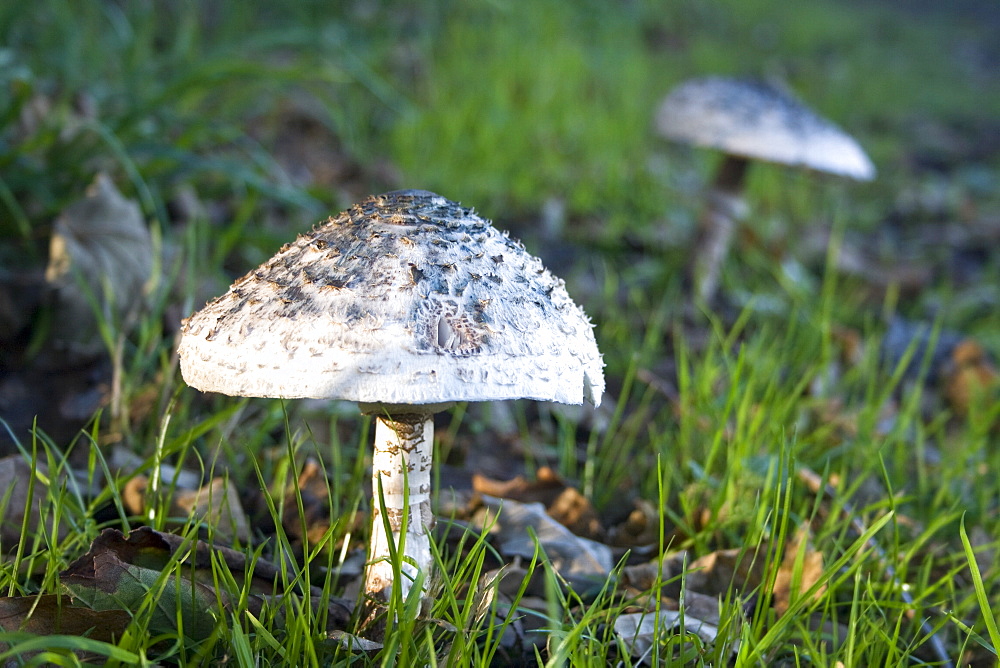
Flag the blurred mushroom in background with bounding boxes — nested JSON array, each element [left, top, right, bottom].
[[656, 76, 875, 303]]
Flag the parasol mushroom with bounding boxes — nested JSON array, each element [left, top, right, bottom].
[[177, 190, 604, 630], [655, 76, 876, 302]]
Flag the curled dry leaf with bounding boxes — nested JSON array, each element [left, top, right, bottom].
[[548, 486, 603, 540], [45, 173, 153, 358], [473, 466, 603, 539], [472, 466, 569, 505], [120, 475, 147, 517]]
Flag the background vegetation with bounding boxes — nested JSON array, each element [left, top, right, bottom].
[[0, 0, 998, 665]]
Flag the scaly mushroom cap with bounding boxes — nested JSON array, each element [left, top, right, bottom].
[[656, 76, 876, 181], [178, 190, 604, 406]]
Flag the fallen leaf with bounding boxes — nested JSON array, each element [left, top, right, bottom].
[[60, 527, 352, 641], [120, 475, 148, 517], [479, 496, 613, 587], [328, 629, 383, 654], [0, 594, 132, 662], [547, 486, 603, 539], [772, 526, 825, 617], [472, 466, 566, 506], [61, 533, 232, 641], [942, 339, 998, 418], [173, 477, 251, 544], [607, 498, 661, 548], [44, 173, 153, 359], [473, 467, 603, 539], [684, 546, 766, 598], [614, 609, 722, 664], [0, 594, 130, 641], [65, 527, 273, 593]]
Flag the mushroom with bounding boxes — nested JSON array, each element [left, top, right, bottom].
[[177, 190, 604, 629], [655, 76, 876, 302]]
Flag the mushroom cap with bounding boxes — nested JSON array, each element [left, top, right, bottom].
[[178, 190, 604, 406], [655, 76, 876, 181]]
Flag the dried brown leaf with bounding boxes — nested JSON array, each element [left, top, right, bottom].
[[943, 339, 999, 418], [61, 527, 352, 640], [547, 486, 602, 539], [61, 527, 353, 630], [61, 533, 228, 641], [472, 466, 566, 505], [65, 526, 270, 591], [772, 526, 825, 617], [0, 594, 130, 638], [0, 594, 131, 662], [607, 499, 661, 548], [120, 475, 147, 517], [473, 466, 603, 538], [685, 546, 766, 598]]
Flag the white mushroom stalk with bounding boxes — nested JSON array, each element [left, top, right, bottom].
[[691, 156, 751, 304], [656, 76, 875, 302], [367, 414, 433, 598], [177, 190, 604, 636], [359, 402, 450, 609]]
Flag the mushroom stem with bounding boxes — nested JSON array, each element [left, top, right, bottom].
[[691, 155, 751, 303], [363, 410, 436, 610], [711, 153, 749, 195]]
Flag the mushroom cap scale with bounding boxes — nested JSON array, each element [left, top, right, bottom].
[[178, 190, 604, 406], [656, 77, 876, 181]]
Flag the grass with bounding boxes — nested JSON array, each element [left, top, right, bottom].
[[1, 0, 999, 665]]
